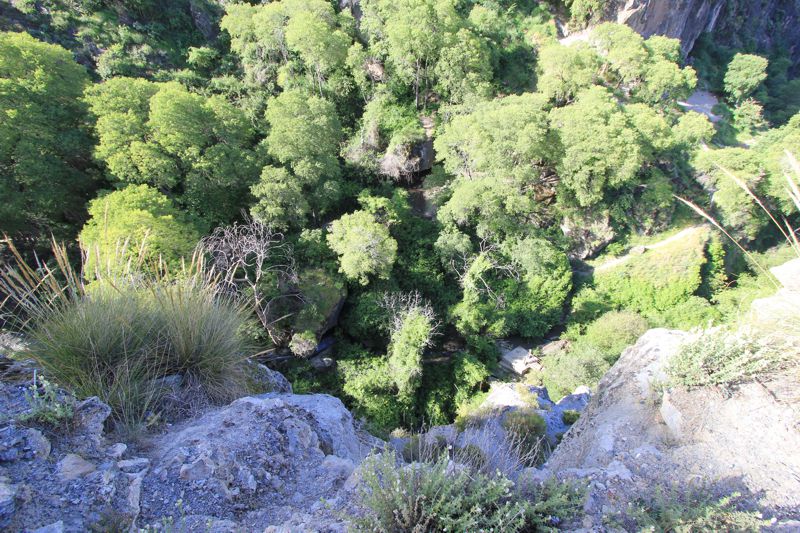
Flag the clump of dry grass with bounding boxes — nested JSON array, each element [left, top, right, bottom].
[[0, 240, 255, 435], [674, 151, 800, 390]]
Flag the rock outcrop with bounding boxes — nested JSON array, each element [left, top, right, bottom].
[[394, 382, 592, 476], [539, 258, 800, 527], [606, 0, 800, 70], [0, 385, 146, 531], [608, 0, 726, 54], [0, 367, 382, 531], [138, 393, 382, 531]]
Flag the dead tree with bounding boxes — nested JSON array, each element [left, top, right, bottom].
[[200, 218, 298, 346]]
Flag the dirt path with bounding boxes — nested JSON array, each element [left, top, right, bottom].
[[583, 225, 707, 275]]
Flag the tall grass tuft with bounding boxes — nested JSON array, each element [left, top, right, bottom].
[[0, 240, 255, 434], [673, 151, 800, 389]]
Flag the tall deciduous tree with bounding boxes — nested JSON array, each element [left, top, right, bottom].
[[327, 210, 397, 285], [0, 32, 93, 238], [79, 184, 201, 273], [221, 0, 352, 95], [362, 0, 460, 107], [724, 53, 769, 103], [86, 79, 262, 225], [550, 86, 645, 207]]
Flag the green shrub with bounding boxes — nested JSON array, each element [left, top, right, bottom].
[[353, 453, 586, 532], [352, 453, 528, 532], [454, 443, 489, 471], [578, 310, 649, 363], [337, 354, 406, 433], [19, 373, 75, 427], [561, 410, 580, 425], [659, 296, 721, 329], [452, 352, 490, 408], [401, 434, 448, 463], [667, 327, 787, 388], [567, 0, 604, 28], [454, 392, 491, 431], [625, 486, 767, 532], [502, 408, 548, 466], [536, 343, 610, 401], [454, 238, 572, 339], [518, 478, 587, 531], [569, 227, 714, 330]]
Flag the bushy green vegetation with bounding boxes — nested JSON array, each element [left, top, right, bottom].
[[623, 486, 767, 532], [502, 408, 549, 465], [0, 32, 93, 240], [668, 327, 788, 388], [2, 0, 798, 436], [352, 452, 585, 532]]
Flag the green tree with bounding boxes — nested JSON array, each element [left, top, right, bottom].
[[567, 0, 604, 28], [694, 148, 768, 241], [86, 79, 262, 225], [327, 210, 398, 284], [0, 32, 93, 238], [724, 53, 768, 103], [454, 237, 572, 338], [590, 23, 648, 87], [636, 35, 696, 106], [250, 166, 309, 230], [221, 0, 353, 95], [79, 184, 201, 273], [435, 93, 552, 237], [362, 0, 460, 107], [550, 86, 645, 207], [285, 10, 351, 95], [672, 111, 715, 148], [387, 302, 435, 405], [265, 89, 342, 183], [433, 28, 493, 103], [537, 42, 600, 104], [733, 99, 767, 135]]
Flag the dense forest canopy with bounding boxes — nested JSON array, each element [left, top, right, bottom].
[[1, 0, 798, 434]]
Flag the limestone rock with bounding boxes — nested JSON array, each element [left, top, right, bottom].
[[139, 393, 381, 529], [0, 426, 50, 462], [560, 211, 616, 260], [117, 457, 149, 473], [31, 521, 64, 533], [57, 454, 96, 481], [543, 309, 800, 527], [0, 478, 16, 529], [379, 138, 435, 182], [106, 442, 127, 459], [658, 390, 683, 440], [71, 397, 111, 452], [498, 345, 542, 375], [606, 0, 800, 70], [250, 363, 293, 394]]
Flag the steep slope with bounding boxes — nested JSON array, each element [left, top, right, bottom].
[[606, 0, 800, 68], [540, 258, 800, 528]]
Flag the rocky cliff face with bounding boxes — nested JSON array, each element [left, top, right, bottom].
[[539, 258, 800, 528], [0, 366, 382, 532], [610, 0, 726, 54], [608, 0, 800, 69]]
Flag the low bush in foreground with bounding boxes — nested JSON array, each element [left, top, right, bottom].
[[502, 408, 549, 466], [352, 452, 585, 532], [622, 485, 767, 532], [668, 327, 789, 388]]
